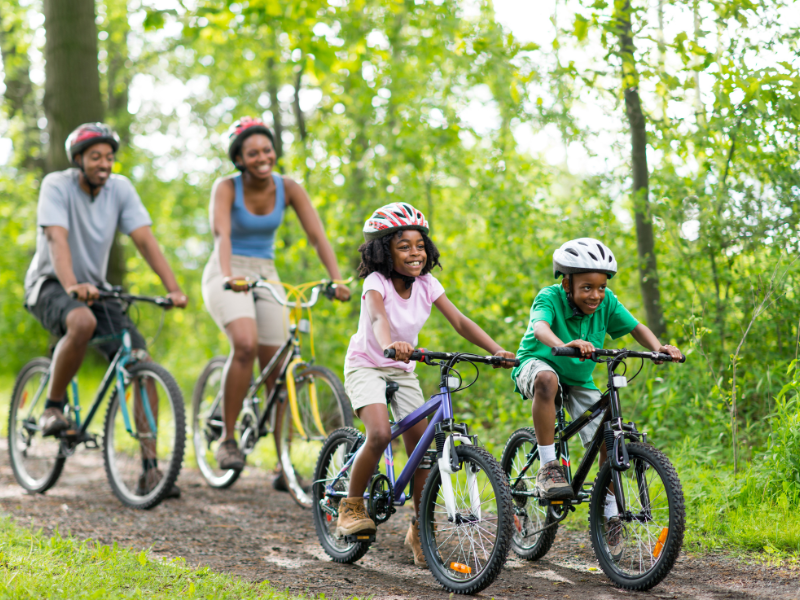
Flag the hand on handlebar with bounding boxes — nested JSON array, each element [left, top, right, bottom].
[[223, 276, 251, 293], [333, 285, 351, 302], [492, 349, 516, 369], [565, 339, 595, 361], [656, 344, 682, 364], [166, 290, 188, 308], [67, 283, 101, 305], [385, 341, 415, 363]]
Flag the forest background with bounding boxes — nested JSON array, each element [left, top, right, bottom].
[[1, 0, 799, 554]]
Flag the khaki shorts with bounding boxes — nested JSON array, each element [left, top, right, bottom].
[[201, 251, 290, 346], [515, 358, 603, 448], [344, 366, 426, 421]]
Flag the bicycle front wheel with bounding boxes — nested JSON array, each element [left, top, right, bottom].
[[103, 362, 186, 509], [500, 427, 559, 560], [8, 358, 65, 493], [192, 356, 241, 489], [420, 444, 514, 595], [589, 442, 685, 590], [276, 365, 352, 509]]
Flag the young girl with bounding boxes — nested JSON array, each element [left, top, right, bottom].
[[337, 202, 515, 567]]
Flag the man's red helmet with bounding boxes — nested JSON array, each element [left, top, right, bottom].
[[226, 116, 275, 170], [65, 123, 120, 166]]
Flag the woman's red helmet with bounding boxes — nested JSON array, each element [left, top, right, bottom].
[[226, 117, 275, 170]]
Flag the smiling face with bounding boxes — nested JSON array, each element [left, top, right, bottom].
[[76, 142, 115, 189], [239, 133, 276, 179], [563, 272, 608, 314], [390, 229, 427, 278]]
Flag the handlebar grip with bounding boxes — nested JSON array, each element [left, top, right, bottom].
[[69, 291, 78, 299], [223, 280, 233, 290], [551, 347, 582, 357], [383, 348, 423, 361], [657, 353, 686, 363], [491, 356, 521, 366]]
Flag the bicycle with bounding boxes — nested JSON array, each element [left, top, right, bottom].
[[500, 346, 686, 590], [8, 289, 185, 509], [192, 278, 352, 508], [312, 348, 518, 595]]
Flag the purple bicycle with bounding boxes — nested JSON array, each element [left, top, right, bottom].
[[312, 348, 519, 595]]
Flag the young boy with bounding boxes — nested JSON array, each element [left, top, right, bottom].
[[512, 238, 682, 500]]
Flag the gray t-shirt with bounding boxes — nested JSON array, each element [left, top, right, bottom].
[[24, 169, 152, 304]]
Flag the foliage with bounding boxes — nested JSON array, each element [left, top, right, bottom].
[[0, 518, 310, 599]]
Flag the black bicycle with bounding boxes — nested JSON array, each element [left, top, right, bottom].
[[8, 290, 185, 509], [500, 347, 685, 590], [192, 278, 352, 508]]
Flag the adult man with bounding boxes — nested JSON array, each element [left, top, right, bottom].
[[24, 123, 188, 495]]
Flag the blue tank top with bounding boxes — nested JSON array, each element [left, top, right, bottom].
[[230, 173, 285, 260]]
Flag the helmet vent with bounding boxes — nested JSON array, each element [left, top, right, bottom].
[[596, 244, 605, 259], [565, 248, 579, 256], [578, 241, 588, 246], [588, 252, 598, 261]]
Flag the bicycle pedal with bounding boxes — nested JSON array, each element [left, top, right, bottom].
[[83, 435, 100, 450], [344, 533, 375, 544]]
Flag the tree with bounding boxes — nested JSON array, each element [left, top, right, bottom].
[[43, 0, 105, 173]]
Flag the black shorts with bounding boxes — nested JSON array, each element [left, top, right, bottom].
[[26, 279, 147, 360]]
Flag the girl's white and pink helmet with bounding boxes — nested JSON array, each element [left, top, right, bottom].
[[363, 203, 429, 241]]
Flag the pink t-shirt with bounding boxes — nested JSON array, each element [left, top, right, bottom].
[[345, 272, 446, 372]]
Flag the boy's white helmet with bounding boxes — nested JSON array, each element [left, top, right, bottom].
[[553, 238, 617, 279]]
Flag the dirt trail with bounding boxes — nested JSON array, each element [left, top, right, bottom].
[[1, 444, 798, 600]]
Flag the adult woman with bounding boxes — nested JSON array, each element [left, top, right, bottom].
[[202, 116, 350, 471]]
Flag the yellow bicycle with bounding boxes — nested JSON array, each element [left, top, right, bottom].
[[192, 278, 352, 508]]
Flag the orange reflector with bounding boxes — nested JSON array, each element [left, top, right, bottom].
[[125, 389, 132, 403], [450, 562, 472, 574], [356, 535, 371, 540], [326, 513, 332, 523], [514, 514, 522, 533], [21, 390, 28, 408], [652, 527, 669, 558], [551, 500, 563, 505]]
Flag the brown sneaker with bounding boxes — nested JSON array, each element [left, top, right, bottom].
[[135, 468, 181, 499], [404, 516, 427, 567], [535, 460, 574, 500], [216, 439, 245, 471], [605, 516, 624, 562], [39, 407, 69, 437], [335, 498, 377, 537]]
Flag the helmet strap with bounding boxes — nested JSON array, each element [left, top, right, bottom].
[[563, 275, 585, 317], [391, 270, 416, 290], [76, 155, 100, 201]]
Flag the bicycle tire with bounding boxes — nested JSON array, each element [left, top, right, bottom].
[[103, 361, 186, 509], [420, 444, 514, 594], [500, 427, 559, 560], [589, 442, 685, 590], [276, 365, 352, 509], [8, 357, 65, 494], [192, 356, 241, 489], [311, 427, 372, 563]]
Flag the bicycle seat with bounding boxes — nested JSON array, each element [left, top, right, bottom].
[[385, 381, 399, 405]]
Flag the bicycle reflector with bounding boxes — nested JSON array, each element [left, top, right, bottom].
[[450, 562, 472, 574], [652, 527, 669, 558], [514, 514, 522, 533]]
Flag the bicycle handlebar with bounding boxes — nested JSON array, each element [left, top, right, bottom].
[[222, 279, 347, 308], [70, 289, 173, 307], [551, 346, 685, 363], [384, 348, 520, 367]]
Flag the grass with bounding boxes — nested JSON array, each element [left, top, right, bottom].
[[0, 518, 308, 600]]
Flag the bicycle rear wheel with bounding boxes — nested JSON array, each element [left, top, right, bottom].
[[8, 358, 65, 493], [192, 356, 242, 489], [103, 361, 186, 509], [276, 365, 352, 508], [500, 427, 559, 560], [420, 444, 514, 594], [589, 442, 685, 590], [311, 427, 371, 563]]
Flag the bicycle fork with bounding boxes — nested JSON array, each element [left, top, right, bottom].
[[438, 434, 481, 522]]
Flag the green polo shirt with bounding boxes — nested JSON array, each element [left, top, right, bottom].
[[511, 284, 639, 391]]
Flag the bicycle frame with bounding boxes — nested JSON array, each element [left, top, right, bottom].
[[24, 329, 155, 445]]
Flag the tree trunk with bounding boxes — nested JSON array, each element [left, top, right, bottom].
[[615, 0, 666, 338], [0, 9, 44, 170], [43, 0, 105, 173], [266, 42, 284, 161]]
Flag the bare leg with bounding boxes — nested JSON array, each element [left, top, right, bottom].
[[530, 371, 559, 447], [347, 404, 392, 499], [221, 318, 258, 442], [400, 420, 429, 516], [48, 307, 96, 400]]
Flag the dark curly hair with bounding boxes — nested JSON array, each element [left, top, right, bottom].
[[357, 230, 442, 279]]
